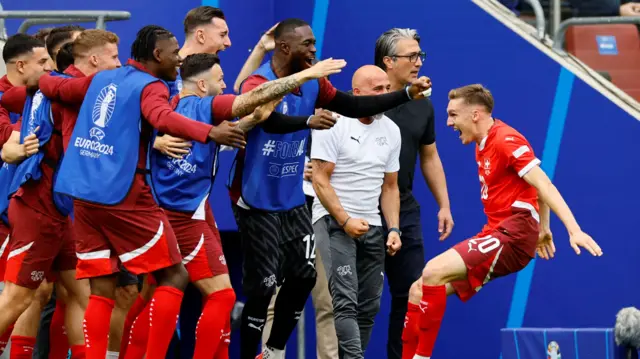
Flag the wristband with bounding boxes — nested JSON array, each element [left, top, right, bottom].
[[306, 115, 313, 126], [341, 217, 351, 228], [389, 227, 402, 236]]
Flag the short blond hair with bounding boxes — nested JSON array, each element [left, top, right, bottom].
[[73, 29, 119, 58], [448, 84, 494, 113]]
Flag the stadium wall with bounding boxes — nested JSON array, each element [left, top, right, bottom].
[[5, 0, 639, 358]]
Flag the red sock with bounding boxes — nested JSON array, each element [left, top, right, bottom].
[[118, 295, 149, 359], [70, 344, 86, 359], [193, 288, 236, 359], [122, 303, 151, 359], [9, 335, 36, 359], [415, 285, 447, 357], [214, 318, 231, 359], [144, 286, 183, 359], [123, 304, 150, 359], [84, 295, 115, 359], [49, 301, 69, 359], [402, 302, 421, 359], [0, 323, 15, 355]]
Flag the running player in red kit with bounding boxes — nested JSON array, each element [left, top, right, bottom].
[[401, 84, 603, 359]]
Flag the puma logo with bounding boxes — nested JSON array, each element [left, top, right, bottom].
[[350, 136, 361, 144], [248, 323, 265, 331], [418, 301, 428, 313]]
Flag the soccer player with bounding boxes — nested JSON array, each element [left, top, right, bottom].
[[63, 29, 130, 359], [401, 84, 603, 359], [235, 23, 340, 359], [232, 18, 432, 359], [0, 33, 52, 358], [180, 6, 230, 58], [373, 28, 453, 359], [155, 6, 231, 164], [45, 25, 85, 71], [37, 25, 345, 359], [148, 52, 282, 359], [0, 29, 120, 359], [311, 65, 403, 358], [29, 25, 85, 359]]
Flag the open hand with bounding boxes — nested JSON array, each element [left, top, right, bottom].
[[304, 58, 347, 79], [536, 227, 555, 260], [208, 121, 247, 149], [569, 231, 603, 257], [258, 23, 279, 51], [154, 134, 192, 159]]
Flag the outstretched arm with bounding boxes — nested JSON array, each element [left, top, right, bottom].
[[523, 166, 580, 235], [233, 23, 278, 93], [501, 132, 601, 257], [523, 166, 602, 256], [38, 72, 94, 104], [319, 76, 432, 118], [230, 58, 346, 119], [141, 83, 212, 144]]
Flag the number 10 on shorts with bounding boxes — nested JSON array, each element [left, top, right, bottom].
[[467, 236, 501, 254]]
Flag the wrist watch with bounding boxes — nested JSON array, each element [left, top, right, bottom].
[[389, 227, 402, 236]]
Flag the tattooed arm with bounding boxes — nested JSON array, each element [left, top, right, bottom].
[[231, 58, 346, 118], [236, 98, 282, 132]]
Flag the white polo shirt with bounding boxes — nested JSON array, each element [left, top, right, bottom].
[[311, 114, 401, 226]]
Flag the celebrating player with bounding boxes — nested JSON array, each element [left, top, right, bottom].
[[155, 6, 232, 160], [148, 53, 282, 359], [0, 33, 52, 356], [37, 24, 344, 359], [232, 18, 432, 359], [402, 84, 603, 359]]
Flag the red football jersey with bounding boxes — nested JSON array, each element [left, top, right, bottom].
[[475, 120, 540, 233]]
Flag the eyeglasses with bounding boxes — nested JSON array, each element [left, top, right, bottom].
[[393, 51, 426, 63]]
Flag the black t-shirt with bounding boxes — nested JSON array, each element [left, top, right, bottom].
[[384, 98, 436, 211]]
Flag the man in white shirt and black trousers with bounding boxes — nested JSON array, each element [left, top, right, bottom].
[[311, 65, 406, 359]]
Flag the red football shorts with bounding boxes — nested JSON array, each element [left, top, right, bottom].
[[73, 202, 182, 280], [0, 222, 10, 280], [451, 209, 539, 302], [4, 198, 76, 289], [165, 202, 228, 283]]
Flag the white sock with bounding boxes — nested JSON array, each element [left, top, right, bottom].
[[263, 345, 285, 359], [106, 351, 119, 359]]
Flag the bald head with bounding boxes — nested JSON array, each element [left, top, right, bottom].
[[352, 65, 391, 96]]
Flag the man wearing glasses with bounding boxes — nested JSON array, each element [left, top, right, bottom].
[[374, 28, 454, 359]]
